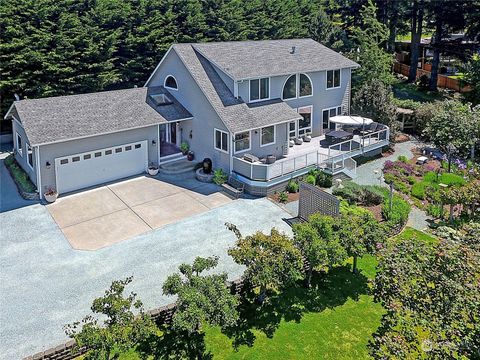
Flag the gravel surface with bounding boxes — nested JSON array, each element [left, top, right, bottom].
[[0, 198, 292, 359]]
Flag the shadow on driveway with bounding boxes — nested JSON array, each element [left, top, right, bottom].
[[0, 158, 38, 213]]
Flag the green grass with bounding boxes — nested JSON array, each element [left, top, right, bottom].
[[4, 154, 36, 192], [396, 32, 433, 42], [392, 81, 445, 104], [392, 227, 438, 246]]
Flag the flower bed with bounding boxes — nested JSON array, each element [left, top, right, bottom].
[[4, 154, 38, 199]]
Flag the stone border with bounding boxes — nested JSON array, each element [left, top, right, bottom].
[[24, 279, 248, 360], [4, 154, 39, 200]]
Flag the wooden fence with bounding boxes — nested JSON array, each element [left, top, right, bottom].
[[393, 62, 472, 93]]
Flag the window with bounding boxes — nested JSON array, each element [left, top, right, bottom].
[[60, 159, 68, 165], [282, 74, 312, 100], [234, 131, 250, 153], [134, 144, 141, 149], [299, 74, 312, 97], [282, 75, 297, 99], [261, 125, 275, 146], [289, 121, 297, 139], [83, 154, 91, 160], [115, 148, 122, 153], [95, 152, 102, 157], [72, 156, 80, 162], [125, 145, 132, 151], [164, 75, 178, 90], [322, 106, 343, 130], [298, 106, 312, 136], [105, 150, 113, 155], [249, 78, 269, 102], [27, 144, 33, 168], [214, 129, 228, 152], [327, 69, 341, 89], [16, 132, 22, 157]]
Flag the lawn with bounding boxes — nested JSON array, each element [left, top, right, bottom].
[[78, 229, 435, 360], [392, 81, 445, 104]]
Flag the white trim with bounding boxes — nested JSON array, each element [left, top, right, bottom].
[[298, 73, 314, 98], [248, 77, 270, 103], [326, 69, 341, 90], [240, 116, 302, 134], [260, 125, 276, 147], [235, 65, 359, 82], [15, 132, 23, 157], [234, 81, 239, 98], [214, 128, 229, 154], [164, 74, 178, 90], [233, 130, 251, 154], [31, 118, 192, 147], [26, 143, 34, 169], [144, 46, 174, 86], [3, 102, 17, 120], [35, 146, 42, 198]]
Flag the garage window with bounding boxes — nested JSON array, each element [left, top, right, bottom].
[[105, 150, 112, 155], [72, 156, 80, 162], [95, 152, 102, 157], [125, 145, 132, 151], [115, 148, 122, 153], [83, 154, 91, 160], [60, 159, 68, 165], [135, 144, 142, 149]]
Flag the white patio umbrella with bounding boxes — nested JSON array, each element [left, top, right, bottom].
[[329, 115, 374, 126]]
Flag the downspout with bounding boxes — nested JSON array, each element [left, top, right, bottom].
[[35, 146, 43, 200]]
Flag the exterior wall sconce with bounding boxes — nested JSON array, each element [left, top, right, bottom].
[[152, 140, 156, 146], [46, 161, 51, 169], [189, 130, 193, 139]]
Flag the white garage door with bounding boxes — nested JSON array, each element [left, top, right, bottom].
[[55, 141, 148, 194]]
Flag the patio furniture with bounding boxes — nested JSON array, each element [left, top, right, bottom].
[[243, 154, 259, 163], [294, 137, 303, 145], [359, 122, 379, 136], [325, 130, 354, 145], [289, 139, 295, 147], [303, 134, 312, 142], [266, 155, 276, 164], [222, 175, 244, 199]]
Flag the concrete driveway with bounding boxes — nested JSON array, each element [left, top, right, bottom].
[[0, 196, 292, 359], [46, 176, 232, 250]]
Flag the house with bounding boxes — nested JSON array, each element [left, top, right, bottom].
[[4, 39, 389, 199]]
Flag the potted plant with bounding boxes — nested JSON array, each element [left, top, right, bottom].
[[44, 187, 58, 203], [180, 142, 190, 155], [187, 150, 194, 161], [148, 163, 159, 176]]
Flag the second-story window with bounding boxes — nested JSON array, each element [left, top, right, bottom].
[[282, 74, 312, 100], [326, 69, 341, 89], [164, 75, 178, 90], [249, 78, 269, 102]]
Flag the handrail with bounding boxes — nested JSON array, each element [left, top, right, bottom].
[[328, 128, 389, 157]]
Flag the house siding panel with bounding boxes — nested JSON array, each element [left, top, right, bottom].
[[38, 126, 158, 194], [12, 120, 37, 186], [147, 49, 231, 172]]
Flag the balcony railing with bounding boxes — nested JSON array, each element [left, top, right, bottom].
[[232, 127, 389, 182]]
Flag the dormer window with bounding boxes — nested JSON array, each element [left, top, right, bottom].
[[164, 75, 178, 90], [249, 78, 269, 102]]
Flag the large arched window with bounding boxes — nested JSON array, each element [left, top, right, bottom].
[[164, 75, 178, 90], [282, 75, 297, 99], [282, 74, 312, 99], [299, 74, 312, 97]]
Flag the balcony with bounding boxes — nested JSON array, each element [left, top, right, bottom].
[[232, 127, 389, 182]]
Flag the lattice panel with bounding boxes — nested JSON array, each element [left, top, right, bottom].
[[298, 181, 340, 220]]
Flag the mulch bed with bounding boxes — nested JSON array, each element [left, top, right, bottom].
[[394, 133, 410, 143], [269, 192, 299, 204], [364, 204, 383, 222]]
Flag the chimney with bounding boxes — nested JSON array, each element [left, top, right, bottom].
[[290, 46, 296, 54]]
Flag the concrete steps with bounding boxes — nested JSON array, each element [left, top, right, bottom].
[[159, 159, 196, 175]]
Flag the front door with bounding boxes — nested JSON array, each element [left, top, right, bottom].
[[170, 123, 177, 145]]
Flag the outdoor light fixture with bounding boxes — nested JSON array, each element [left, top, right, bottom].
[[46, 161, 51, 168], [152, 140, 156, 146]]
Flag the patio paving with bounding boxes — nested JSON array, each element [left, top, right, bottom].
[[46, 176, 232, 250], [0, 197, 292, 360]]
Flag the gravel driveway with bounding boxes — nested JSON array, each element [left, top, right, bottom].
[[0, 198, 292, 359]]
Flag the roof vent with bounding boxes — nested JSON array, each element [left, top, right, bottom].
[[290, 46, 296, 54], [14, 93, 20, 101], [150, 93, 173, 106]]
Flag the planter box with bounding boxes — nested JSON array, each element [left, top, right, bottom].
[[44, 192, 58, 203], [148, 167, 159, 176]]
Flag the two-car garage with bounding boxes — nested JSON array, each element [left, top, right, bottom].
[[54, 141, 148, 194]]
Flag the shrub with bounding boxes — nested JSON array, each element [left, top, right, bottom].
[[423, 171, 438, 183], [411, 181, 427, 200], [278, 191, 288, 203], [315, 172, 332, 188], [286, 179, 299, 193], [426, 204, 442, 218], [333, 182, 386, 206], [4, 154, 36, 192], [382, 194, 411, 225], [393, 181, 409, 194], [438, 173, 465, 186], [212, 169, 228, 185], [305, 174, 316, 185], [397, 155, 408, 163], [407, 176, 416, 185]]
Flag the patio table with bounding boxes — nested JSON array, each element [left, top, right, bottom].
[[325, 130, 354, 145]]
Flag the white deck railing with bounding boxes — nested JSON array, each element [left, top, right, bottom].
[[232, 128, 389, 182]]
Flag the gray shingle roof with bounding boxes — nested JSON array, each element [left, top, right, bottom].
[[192, 38, 359, 80], [7, 86, 191, 146], [173, 44, 301, 134]]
